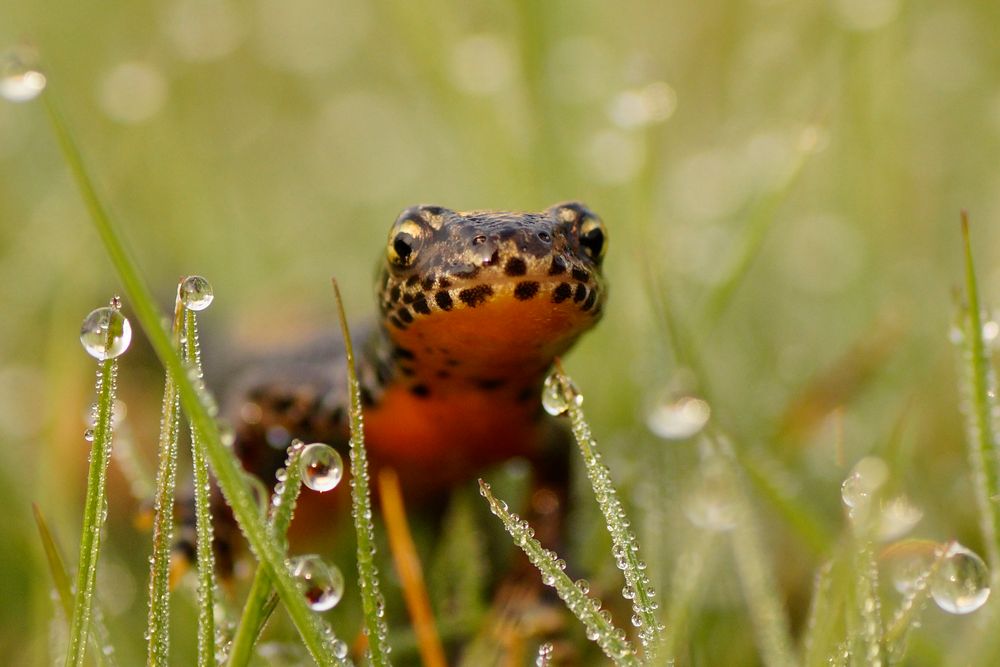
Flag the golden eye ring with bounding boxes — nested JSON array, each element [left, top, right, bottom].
[[578, 215, 607, 262], [387, 219, 426, 267]]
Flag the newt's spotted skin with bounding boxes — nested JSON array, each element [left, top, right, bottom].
[[223, 201, 607, 510]]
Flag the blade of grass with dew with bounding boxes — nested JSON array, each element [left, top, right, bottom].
[[44, 93, 345, 667], [534, 641, 553, 667], [956, 213, 1000, 574], [65, 344, 118, 667], [710, 436, 796, 667], [801, 559, 836, 667], [183, 305, 217, 666], [478, 479, 640, 667], [552, 365, 664, 656], [883, 543, 947, 664], [332, 279, 392, 665], [829, 638, 852, 666], [378, 468, 446, 667], [145, 293, 184, 667], [801, 549, 851, 667], [228, 442, 311, 667], [33, 504, 116, 667], [849, 540, 884, 666]]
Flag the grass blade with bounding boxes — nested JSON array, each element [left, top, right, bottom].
[[228, 442, 310, 667], [44, 92, 344, 667], [849, 541, 883, 666], [145, 293, 184, 667], [883, 542, 946, 664], [33, 503, 75, 626], [34, 504, 116, 667], [801, 551, 849, 667], [65, 344, 119, 666], [956, 213, 1000, 574], [478, 480, 640, 666], [332, 279, 392, 665], [183, 306, 217, 666], [551, 366, 664, 656]]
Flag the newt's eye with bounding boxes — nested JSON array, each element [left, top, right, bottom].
[[578, 215, 607, 262], [387, 219, 426, 268]]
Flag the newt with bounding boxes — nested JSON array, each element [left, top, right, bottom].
[[200, 202, 607, 569]]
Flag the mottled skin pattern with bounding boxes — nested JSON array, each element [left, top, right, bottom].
[[214, 202, 607, 552]]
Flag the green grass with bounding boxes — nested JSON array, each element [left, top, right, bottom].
[[6, 1, 1000, 664]]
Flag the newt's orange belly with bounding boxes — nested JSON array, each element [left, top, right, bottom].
[[363, 384, 543, 496]]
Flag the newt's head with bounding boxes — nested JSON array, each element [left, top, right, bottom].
[[375, 202, 607, 385]]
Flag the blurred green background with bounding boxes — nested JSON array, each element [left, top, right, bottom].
[[3, 0, 1000, 664]]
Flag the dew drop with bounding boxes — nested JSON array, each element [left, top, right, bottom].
[[646, 394, 711, 440], [289, 554, 344, 611], [83, 428, 95, 442], [541, 370, 582, 416], [931, 543, 990, 615], [983, 319, 1000, 347], [80, 306, 133, 359], [885, 541, 935, 594], [111, 399, 127, 427], [332, 639, 348, 659], [218, 420, 235, 447], [840, 456, 889, 509], [1, 53, 46, 102], [180, 275, 214, 311], [299, 443, 344, 492], [877, 495, 923, 541], [535, 641, 553, 666], [684, 462, 737, 531]]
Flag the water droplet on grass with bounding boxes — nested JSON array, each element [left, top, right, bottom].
[[535, 642, 553, 666], [299, 443, 343, 492], [83, 428, 95, 442], [684, 468, 738, 531], [332, 639, 348, 659], [289, 554, 344, 611], [541, 370, 582, 416], [180, 275, 214, 311], [886, 541, 936, 594], [646, 395, 711, 440], [878, 495, 923, 541], [931, 543, 990, 614], [1, 54, 46, 102], [983, 319, 1000, 346], [841, 456, 889, 509], [80, 306, 132, 359]]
